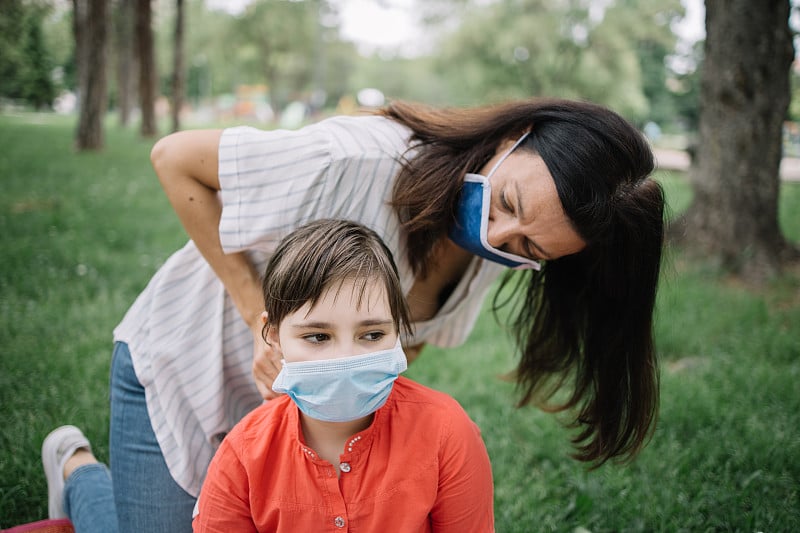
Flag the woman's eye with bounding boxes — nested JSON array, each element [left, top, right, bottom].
[[501, 190, 514, 213], [524, 240, 543, 261], [362, 331, 386, 342], [303, 333, 329, 344]]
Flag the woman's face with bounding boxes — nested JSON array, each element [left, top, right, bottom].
[[480, 139, 587, 262]]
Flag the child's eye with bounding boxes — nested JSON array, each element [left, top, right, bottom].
[[362, 331, 386, 342], [302, 333, 329, 344]]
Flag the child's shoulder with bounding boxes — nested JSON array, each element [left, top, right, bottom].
[[226, 394, 296, 445], [391, 377, 472, 420], [387, 377, 485, 445]]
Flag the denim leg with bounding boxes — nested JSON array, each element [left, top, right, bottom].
[[109, 342, 196, 533], [63, 464, 117, 533]]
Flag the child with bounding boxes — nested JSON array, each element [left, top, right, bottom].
[[193, 219, 494, 532]]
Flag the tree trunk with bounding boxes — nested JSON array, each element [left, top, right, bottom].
[[170, 0, 185, 132], [672, 0, 798, 281], [74, 0, 109, 151], [72, 0, 88, 109], [135, 0, 157, 137], [115, 0, 137, 127]]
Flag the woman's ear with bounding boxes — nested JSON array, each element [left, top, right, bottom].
[[496, 137, 517, 154], [496, 129, 531, 154]]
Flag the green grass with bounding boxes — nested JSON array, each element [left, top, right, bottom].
[[2, 113, 799, 531], [0, 113, 186, 523]]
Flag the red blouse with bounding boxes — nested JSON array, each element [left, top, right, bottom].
[[194, 377, 494, 532]]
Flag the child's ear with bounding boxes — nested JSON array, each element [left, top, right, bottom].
[[261, 311, 281, 349]]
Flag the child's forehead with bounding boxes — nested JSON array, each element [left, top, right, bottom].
[[301, 276, 390, 317]]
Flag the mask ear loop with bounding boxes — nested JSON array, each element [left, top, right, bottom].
[[485, 131, 531, 178], [480, 130, 542, 271]]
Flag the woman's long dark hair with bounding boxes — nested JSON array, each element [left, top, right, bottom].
[[379, 99, 664, 466]]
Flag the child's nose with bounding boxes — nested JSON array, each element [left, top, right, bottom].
[[338, 340, 357, 356]]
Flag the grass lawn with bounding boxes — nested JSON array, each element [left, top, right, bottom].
[[1, 113, 799, 531]]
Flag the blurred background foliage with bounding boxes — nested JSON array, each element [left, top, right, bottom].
[[1, 0, 709, 133]]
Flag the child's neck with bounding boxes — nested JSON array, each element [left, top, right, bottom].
[[299, 413, 373, 475]]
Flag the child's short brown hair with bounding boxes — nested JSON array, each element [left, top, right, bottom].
[[261, 219, 412, 338]]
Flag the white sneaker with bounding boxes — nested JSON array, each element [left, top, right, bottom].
[[42, 425, 91, 519]]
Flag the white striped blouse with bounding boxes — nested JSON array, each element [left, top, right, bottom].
[[113, 114, 505, 496]]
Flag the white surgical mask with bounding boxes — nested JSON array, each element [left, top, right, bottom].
[[272, 341, 407, 422]]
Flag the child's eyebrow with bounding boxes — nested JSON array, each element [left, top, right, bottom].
[[291, 318, 394, 329]]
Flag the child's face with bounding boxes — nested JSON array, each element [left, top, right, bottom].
[[275, 277, 398, 363]]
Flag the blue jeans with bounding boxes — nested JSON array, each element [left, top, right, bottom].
[[63, 342, 196, 533], [63, 464, 116, 533], [109, 341, 196, 532]]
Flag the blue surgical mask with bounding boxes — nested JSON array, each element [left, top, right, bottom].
[[448, 132, 542, 271], [271, 341, 407, 422]]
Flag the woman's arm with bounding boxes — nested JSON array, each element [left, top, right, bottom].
[[150, 131, 280, 399]]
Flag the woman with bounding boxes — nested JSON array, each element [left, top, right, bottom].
[[108, 98, 663, 531]]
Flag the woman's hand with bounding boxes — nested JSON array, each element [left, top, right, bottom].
[[251, 324, 283, 400]]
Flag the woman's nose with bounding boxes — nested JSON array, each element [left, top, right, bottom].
[[486, 216, 515, 250]]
